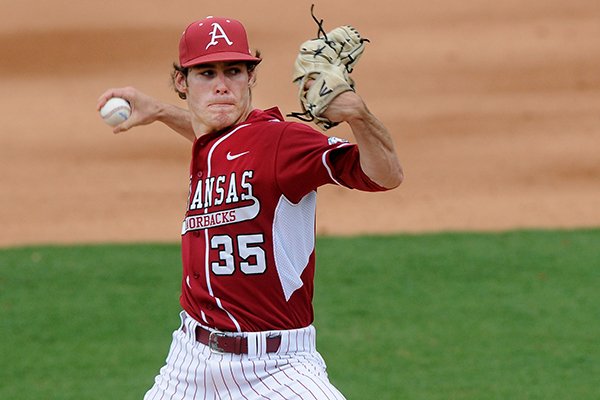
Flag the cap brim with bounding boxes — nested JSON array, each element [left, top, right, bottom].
[[181, 52, 262, 67]]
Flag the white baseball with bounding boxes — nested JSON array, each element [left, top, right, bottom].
[[100, 97, 131, 127]]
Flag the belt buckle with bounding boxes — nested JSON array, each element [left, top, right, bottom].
[[208, 331, 226, 353]]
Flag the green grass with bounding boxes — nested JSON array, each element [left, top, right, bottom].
[[1, 229, 599, 399]]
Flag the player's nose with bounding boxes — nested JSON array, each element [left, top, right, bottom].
[[214, 72, 229, 94]]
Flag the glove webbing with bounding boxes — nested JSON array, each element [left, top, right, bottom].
[[309, 5, 369, 74]]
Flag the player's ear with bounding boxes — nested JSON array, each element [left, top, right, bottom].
[[248, 66, 257, 88], [248, 73, 256, 88], [174, 70, 188, 94]]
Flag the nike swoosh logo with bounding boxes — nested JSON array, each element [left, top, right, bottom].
[[226, 151, 250, 161]]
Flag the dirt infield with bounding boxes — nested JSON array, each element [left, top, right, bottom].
[[2, 1, 599, 247]]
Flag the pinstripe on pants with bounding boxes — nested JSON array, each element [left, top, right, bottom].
[[143, 312, 346, 400]]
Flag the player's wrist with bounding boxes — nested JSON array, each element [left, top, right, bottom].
[[343, 96, 371, 124], [155, 102, 171, 123]]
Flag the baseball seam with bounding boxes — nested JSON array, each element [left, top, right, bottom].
[[103, 105, 130, 120]]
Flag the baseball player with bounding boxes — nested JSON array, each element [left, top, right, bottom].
[[97, 15, 402, 400]]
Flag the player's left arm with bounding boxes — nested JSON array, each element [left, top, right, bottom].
[[323, 91, 403, 189]]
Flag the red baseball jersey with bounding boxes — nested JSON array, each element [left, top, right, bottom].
[[179, 107, 387, 332]]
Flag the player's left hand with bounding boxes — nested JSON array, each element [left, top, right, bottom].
[[302, 79, 368, 125], [320, 90, 369, 125], [287, 18, 369, 131]]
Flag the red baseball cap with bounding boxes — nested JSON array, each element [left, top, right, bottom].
[[179, 16, 261, 67]]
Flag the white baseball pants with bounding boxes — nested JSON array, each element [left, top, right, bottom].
[[143, 311, 346, 400]]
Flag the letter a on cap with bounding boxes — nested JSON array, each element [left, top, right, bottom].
[[179, 17, 261, 67], [206, 22, 234, 49]]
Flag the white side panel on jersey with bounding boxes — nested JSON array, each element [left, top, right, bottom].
[[273, 191, 317, 301]]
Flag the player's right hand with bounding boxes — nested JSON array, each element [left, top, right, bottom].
[[97, 87, 162, 134]]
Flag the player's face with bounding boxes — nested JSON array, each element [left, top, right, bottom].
[[183, 62, 255, 135]]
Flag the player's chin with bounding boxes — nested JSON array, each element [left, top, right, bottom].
[[206, 111, 240, 132]]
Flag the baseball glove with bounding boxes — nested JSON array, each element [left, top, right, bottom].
[[288, 6, 369, 130]]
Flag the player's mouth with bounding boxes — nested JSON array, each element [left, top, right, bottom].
[[208, 102, 236, 109]]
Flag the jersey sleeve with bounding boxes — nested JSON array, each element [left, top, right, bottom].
[[326, 144, 388, 192], [275, 122, 387, 203]]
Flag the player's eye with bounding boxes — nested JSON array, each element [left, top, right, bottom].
[[226, 67, 242, 76], [200, 70, 216, 78]]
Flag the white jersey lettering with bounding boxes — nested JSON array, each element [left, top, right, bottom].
[[225, 172, 239, 203], [190, 180, 203, 210], [214, 175, 226, 206]]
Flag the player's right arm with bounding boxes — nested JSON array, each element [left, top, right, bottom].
[[97, 87, 195, 142]]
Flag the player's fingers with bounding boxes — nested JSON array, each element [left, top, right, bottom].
[[112, 123, 132, 134], [97, 89, 120, 111], [96, 87, 135, 110], [111, 115, 137, 134], [303, 77, 316, 91], [114, 105, 150, 134], [112, 125, 128, 134]]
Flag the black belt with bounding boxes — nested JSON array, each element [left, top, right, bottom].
[[184, 325, 282, 354]]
